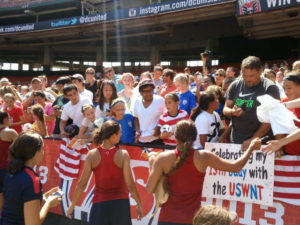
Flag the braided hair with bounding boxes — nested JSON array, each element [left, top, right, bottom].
[[163, 119, 197, 194]]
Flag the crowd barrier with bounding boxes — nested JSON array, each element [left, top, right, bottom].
[[39, 138, 300, 225]]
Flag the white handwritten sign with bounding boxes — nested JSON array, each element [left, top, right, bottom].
[[202, 143, 274, 206]]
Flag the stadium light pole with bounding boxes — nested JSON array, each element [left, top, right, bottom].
[[24, 9, 39, 23]]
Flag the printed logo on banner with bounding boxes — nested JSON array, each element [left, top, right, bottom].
[[129, 8, 137, 17], [239, 0, 262, 15], [51, 18, 77, 27]]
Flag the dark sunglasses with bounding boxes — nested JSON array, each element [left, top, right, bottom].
[[86, 72, 95, 75], [104, 70, 112, 74], [215, 73, 224, 77]]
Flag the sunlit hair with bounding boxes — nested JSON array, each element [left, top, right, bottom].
[[174, 73, 189, 84], [193, 205, 235, 225], [3, 93, 15, 102], [81, 104, 95, 114], [93, 120, 120, 145], [122, 72, 134, 81], [190, 91, 216, 121], [164, 92, 179, 102], [241, 56, 263, 71], [97, 80, 118, 111], [162, 120, 197, 194], [31, 104, 45, 123], [9, 131, 43, 174]]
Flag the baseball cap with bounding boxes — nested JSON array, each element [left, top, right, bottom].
[[138, 79, 155, 92], [71, 74, 84, 82], [56, 76, 71, 85], [31, 77, 42, 83], [0, 77, 9, 83]]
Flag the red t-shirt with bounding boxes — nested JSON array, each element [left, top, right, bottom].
[[5, 105, 24, 133], [282, 98, 300, 155]]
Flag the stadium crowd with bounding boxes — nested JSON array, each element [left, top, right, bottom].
[[0, 54, 300, 225]]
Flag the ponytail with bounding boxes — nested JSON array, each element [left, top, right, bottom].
[[162, 119, 198, 194], [8, 132, 43, 174], [190, 91, 216, 121], [93, 120, 120, 145], [163, 140, 193, 194]]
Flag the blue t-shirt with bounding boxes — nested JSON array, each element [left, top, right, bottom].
[[178, 90, 196, 115], [1, 167, 42, 225], [113, 114, 135, 144]]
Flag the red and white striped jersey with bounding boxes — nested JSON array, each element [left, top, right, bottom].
[[158, 110, 189, 146]]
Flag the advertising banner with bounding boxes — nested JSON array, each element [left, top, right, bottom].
[[202, 143, 274, 206], [0, 0, 233, 34], [237, 0, 300, 16], [39, 139, 300, 224]]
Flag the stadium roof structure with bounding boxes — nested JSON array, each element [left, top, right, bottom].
[[0, 0, 299, 67]]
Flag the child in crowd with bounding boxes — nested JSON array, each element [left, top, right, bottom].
[[190, 91, 224, 149], [3, 93, 24, 133], [156, 93, 189, 146], [193, 205, 237, 225], [96, 80, 118, 119], [78, 104, 100, 143], [206, 85, 225, 117], [31, 104, 48, 136], [118, 73, 134, 110], [32, 91, 56, 135], [111, 99, 135, 144], [174, 73, 196, 115]]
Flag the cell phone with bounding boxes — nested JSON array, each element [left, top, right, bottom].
[[52, 190, 64, 197], [260, 136, 270, 145]]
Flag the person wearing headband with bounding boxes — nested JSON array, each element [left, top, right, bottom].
[[277, 70, 300, 155], [111, 99, 135, 144]]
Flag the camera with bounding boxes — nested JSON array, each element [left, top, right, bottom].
[[202, 50, 213, 68], [202, 50, 212, 57]]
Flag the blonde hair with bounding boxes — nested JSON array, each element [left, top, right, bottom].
[[3, 93, 16, 102], [122, 72, 134, 81], [293, 60, 300, 70], [174, 73, 189, 84], [193, 205, 235, 225], [216, 68, 226, 76]]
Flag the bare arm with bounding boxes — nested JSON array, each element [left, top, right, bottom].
[[242, 123, 270, 150], [134, 117, 140, 142], [11, 115, 25, 127], [146, 155, 164, 193], [203, 138, 261, 173], [66, 151, 94, 218], [24, 192, 61, 225], [199, 134, 207, 149], [263, 129, 300, 154], [122, 150, 143, 220], [59, 119, 68, 137], [284, 98, 300, 108], [78, 126, 90, 139], [36, 120, 48, 137]]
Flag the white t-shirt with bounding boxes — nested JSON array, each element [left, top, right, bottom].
[[80, 89, 93, 102], [133, 95, 165, 143], [96, 102, 110, 119], [81, 118, 94, 136], [194, 111, 224, 149], [61, 96, 92, 127]]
